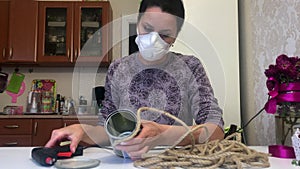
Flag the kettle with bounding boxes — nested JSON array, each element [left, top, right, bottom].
[[26, 90, 42, 113]]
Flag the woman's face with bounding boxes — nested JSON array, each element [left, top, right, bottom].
[[137, 7, 178, 45]]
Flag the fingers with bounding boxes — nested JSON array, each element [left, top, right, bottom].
[[135, 121, 162, 139], [135, 127, 150, 139], [115, 138, 145, 153], [116, 137, 144, 148], [116, 142, 150, 160], [44, 124, 83, 152], [69, 136, 81, 153], [45, 129, 66, 148], [128, 146, 150, 160], [113, 121, 163, 159]]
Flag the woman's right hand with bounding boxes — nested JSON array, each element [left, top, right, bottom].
[[45, 124, 84, 153]]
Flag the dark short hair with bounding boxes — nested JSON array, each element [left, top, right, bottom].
[[138, 0, 185, 34]]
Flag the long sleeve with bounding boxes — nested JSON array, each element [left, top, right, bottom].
[[183, 55, 224, 128], [98, 60, 121, 126]]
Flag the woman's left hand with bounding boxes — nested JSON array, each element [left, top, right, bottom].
[[114, 120, 164, 160]]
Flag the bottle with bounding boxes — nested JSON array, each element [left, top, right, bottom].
[[90, 100, 97, 115], [30, 96, 38, 113], [68, 98, 76, 115], [78, 96, 87, 115], [26, 91, 33, 112], [55, 94, 61, 114], [60, 96, 65, 114], [62, 97, 71, 115]]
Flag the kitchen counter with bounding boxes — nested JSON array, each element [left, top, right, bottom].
[[0, 146, 298, 169]]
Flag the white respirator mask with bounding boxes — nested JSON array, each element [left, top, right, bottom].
[[135, 30, 171, 61]]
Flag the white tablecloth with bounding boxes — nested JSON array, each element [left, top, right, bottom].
[[0, 146, 298, 169]]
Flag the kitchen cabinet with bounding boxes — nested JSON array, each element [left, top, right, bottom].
[[0, 118, 61, 146], [37, 1, 112, 67], [0, 115, 98, 147], [2, 0, 38, 63], [63, 116, 99, 127], [32, 118, 63, 146], [0, 1, 9, 63], [0, 119, 32, 146], [63, 116, 99, 146]]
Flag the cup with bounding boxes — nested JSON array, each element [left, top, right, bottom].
[[104, 109, 137, 158]]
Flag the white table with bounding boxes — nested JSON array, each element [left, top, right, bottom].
[[0, 146, 298, 169]]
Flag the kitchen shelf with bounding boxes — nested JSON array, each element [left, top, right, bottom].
[[47, 21, 66, 27], [82, 21, 99, 28]]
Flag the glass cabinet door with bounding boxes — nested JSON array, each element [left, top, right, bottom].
[[74, 2, 112, 66], [79, 7, 102, 57], [38, 2, 73, 63], [38, 2, 112, 66], [45, 8, 67, 56]]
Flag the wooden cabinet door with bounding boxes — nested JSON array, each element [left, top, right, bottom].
[[73, 2, 112, 67], [37, 1, 112, 66], [63, 117, 99, 127], [0, 1, 9, 63], [5, 0, 38, 63], [0, 135, 32, 147], [0, 118, 32, 146], [37, 2, 74, 64], [0, 119, 32, 135], [32, 118, 63, 146], [63, 116, 98, 146]]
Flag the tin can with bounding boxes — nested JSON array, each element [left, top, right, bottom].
[[104, 109, 137, 158]]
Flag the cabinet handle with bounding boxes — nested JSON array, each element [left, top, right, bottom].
[[74, 49, 78, 60], [67, 48, 70, 59], [9, 48, 13, 59], [4, 142, 18, 146], [64, 123, 67, 127], [2, 48, 5, 58], [4, 125, 19, 129], [34, 121, 38, 136]]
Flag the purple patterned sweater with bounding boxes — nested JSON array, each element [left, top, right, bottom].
[[99, 52, 224, 128]]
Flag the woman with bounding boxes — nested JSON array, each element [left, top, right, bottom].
[[45, 0, 224, 160]]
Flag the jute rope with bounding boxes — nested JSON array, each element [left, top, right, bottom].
[[113, 107, 205, 151], [116, 107, 271, 169]]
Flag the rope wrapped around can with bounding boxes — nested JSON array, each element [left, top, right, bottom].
[[116, 107, 271, 169]]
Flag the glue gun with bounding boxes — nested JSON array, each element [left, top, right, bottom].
[[31, 145, 83, 166]]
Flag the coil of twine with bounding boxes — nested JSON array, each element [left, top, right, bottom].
[[118, 107, 271, 169]]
